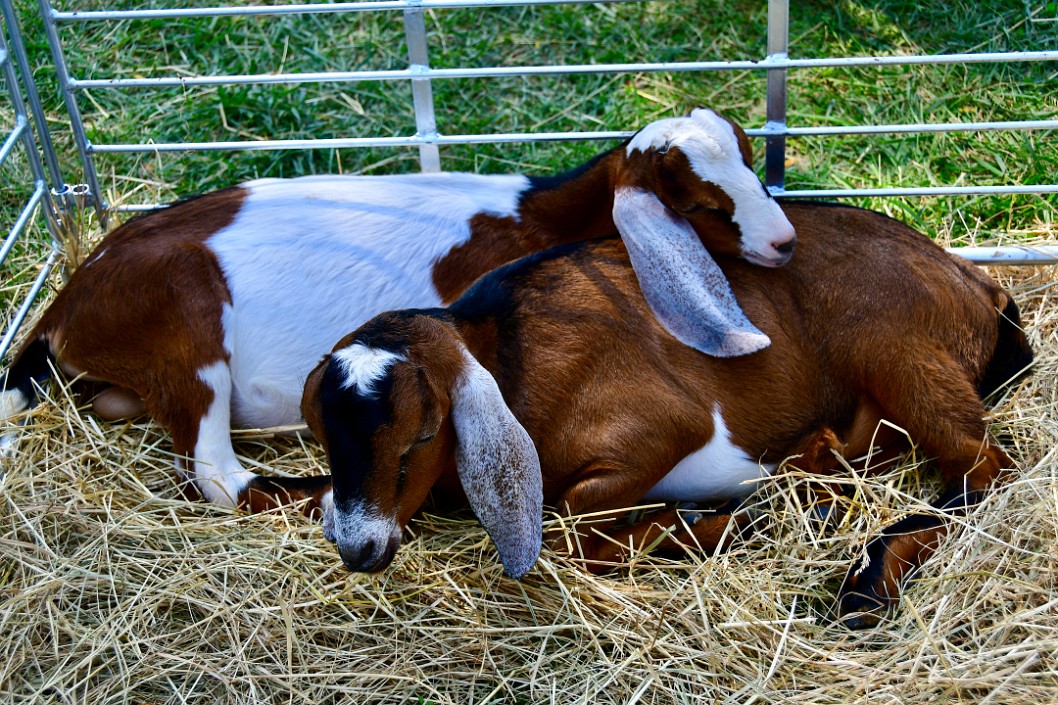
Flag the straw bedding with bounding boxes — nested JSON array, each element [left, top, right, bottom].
[[1, 235, 1056, 704]]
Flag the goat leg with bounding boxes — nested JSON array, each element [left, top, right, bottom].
[[836, 394, 1014, 628]]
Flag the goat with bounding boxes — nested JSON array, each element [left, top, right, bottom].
[[301, 197, 1033, 628], [0, 108, 795, 517]]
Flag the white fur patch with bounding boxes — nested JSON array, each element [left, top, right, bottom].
[[643, 406, 771, 501], [0, 388, 28, 421], [211, 173, 529, 429], [0, 389, 29, 463], [331, 344, 404, 396], [192, 360, 257, 506]]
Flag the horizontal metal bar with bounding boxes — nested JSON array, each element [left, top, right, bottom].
[[86, 115, 1058, 155], [0, 248, 58, 361], [67, 50, 1058, 91], [778, 50, 1058, 69], [0, 182, 46, 267], [776, 119, 1058, 137], [52, 0, 647, 22], [776, 184, 1058, 198], [0, 114, 29, 169], [948, 246, 1058, 266], [87, 129, 635, 153], [69, 64, 718, 90], [113, 204, 165, 213]]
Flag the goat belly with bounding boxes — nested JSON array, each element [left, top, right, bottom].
[[640, 407, 771, 501]]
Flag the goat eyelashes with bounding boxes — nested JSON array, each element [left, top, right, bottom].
[[0, 108, 792, 517], [303, 201, 1032, 628]]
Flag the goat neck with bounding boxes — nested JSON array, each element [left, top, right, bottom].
[[431, 148, 624, 304]]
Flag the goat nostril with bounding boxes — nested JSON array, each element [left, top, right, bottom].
[[356, 539, 376, 567], [774, 238, 796, 256]]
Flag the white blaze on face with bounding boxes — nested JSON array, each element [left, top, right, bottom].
[[331, 343, 405, 395], [627, 108, 796, 267]]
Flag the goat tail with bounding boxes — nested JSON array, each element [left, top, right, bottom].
[[978, 296, 1034, 403]]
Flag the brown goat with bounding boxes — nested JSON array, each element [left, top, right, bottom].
[[302, 199, 1032, 628]]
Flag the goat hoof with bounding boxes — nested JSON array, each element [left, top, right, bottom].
[[835, 548, 896, 629], [834, 588, 887, 630]]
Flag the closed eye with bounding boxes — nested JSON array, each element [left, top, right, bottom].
[[410, 433, 436, 450], [397, 434, 434, 492]]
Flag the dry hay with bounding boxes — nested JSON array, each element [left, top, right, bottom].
[[1, 236, 1057, 704]]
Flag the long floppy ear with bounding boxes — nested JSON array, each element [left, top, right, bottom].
[[450, 349, 543, 579], [613, 187, 771, 357]]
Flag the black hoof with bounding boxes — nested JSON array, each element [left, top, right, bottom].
[[835, 587, 887, 630]]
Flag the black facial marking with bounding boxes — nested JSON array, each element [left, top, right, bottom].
[[354, 308, 451, 351], [319, 358, 395, 507]]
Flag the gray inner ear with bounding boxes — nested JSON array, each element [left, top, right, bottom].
[[450, 349, 543, 579], [612, 187, 771, 357]]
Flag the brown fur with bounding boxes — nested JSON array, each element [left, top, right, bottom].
[[23, 188, 248, 434], [432, 120, 781, 301], [431, 151, 624, 302]]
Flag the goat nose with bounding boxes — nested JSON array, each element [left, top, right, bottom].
[[339, 539, 376, 571], [773, 237, 796, 256]]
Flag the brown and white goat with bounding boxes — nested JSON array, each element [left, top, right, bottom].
[[302, 197, 1033, 627], [0, 109, 794, 516]]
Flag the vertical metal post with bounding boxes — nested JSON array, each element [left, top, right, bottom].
[[765, 0, 788, 192], [36, 0, 109, 227], [403, 2, 441, 172]]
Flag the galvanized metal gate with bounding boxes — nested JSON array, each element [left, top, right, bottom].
[[2, 0, 1057, 361]]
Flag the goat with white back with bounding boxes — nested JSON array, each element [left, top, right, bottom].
[[0, 108, 794, 516], [302, 197, 1032, 628]]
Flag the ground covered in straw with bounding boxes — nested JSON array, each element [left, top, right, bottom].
[[0, 243, 1055, 703], [1, 1, 1055, 702]]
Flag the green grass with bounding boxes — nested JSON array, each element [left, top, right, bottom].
[[3, 0, 1053, 239]]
